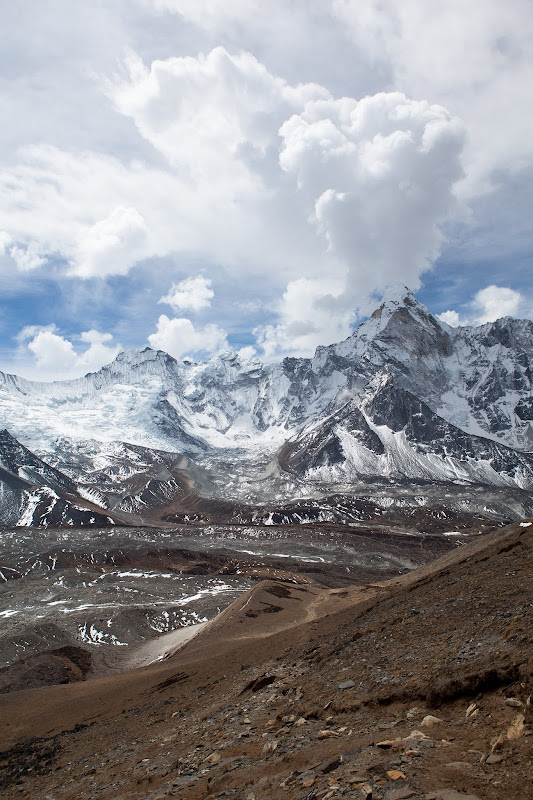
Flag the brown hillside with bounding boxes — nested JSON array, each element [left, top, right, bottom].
[[0, 519, 532, 800]]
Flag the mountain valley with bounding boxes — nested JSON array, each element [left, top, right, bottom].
[[0, 287, 532, 798]]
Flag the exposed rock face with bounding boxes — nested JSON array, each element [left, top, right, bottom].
[[0, 288, 532, 525], [285, 372, 533, 488], [0, 429, 76, 494], [0, 430, 118, 527]]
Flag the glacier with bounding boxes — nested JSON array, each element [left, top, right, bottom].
[[0, 287, 532, 526]]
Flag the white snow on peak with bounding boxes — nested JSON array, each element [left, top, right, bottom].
[[0, 289, 530, 466], [379, 283, 415, 308]]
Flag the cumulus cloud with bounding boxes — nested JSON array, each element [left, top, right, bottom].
[[437, 285, 524, 328], [9, 243, 47, 271], [1, 3, 532, 372], [236, 345, 257, 360], [27, 330, 78, 371], [332, 0, 533, 195], [0, 47, 465, 358], [437, 309, 461, 327], [278, 91, 464, 312], [159, 276, 214, 312], [149, 1, 533, 193], [254, 277, 353, 359], [472, 285, 522, 324], [148, 315, 228, 360], [74, 207, 149, 278], [19, 325, 121, 379]]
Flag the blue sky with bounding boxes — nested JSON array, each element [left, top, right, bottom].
[[1, 1, 532, 379]]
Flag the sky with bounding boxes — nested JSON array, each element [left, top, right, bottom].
[[0, 0, 532, 380]]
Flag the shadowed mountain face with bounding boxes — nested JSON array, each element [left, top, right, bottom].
[[283, 373, 533, 489], [0, 288, 532, 526], [0, 430, 117, 527]]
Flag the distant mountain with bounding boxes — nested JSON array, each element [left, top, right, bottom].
[[0, 287, 532, 526], [0, 429, 118, 527]]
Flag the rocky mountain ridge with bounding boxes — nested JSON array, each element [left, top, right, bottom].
[[0, 288, 532, 526]]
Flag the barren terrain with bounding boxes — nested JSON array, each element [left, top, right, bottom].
[[0, 519, 531, 799]]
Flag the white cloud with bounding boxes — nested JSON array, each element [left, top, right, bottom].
[[0, 49, 466, 358], [332, 0, 533, 196], [278, 91, 465, 310], [472, 285, 522, 324], [159, 275, 214, 311], [21, 326, 121, 379], [107, 46, 327, 182], [236, 345, 257, 360], [74, 206, 149, 278], [9, 243, 47, 271], [78, 330, 122, 372], [148, 0, 533, 196], [0, 2, 531, 370], [27, 330, 78, 372], [0, 231, 10, 254], [437, 285, 524, 328], [148, 314, 228, 359], [17, 324, 58, 343], [437, 309, 461, 327], [254, 277, 353, 359]]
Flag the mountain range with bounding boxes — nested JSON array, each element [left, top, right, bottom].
[[0, 287, 532, 527]]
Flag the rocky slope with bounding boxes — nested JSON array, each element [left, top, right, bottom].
[[0, 518, 531, 799], [0, 430, 119, 527]]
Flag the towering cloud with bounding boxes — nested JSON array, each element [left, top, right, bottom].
[[0, 47, 465, 359]]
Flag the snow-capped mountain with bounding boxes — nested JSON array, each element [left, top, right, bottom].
[[0, 287, 532, 526], [0, 430, 117, 527]]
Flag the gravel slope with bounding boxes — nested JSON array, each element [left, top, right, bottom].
[[0, 519, 531, 800]]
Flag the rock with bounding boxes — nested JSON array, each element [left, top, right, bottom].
[[465, 703, 478, 718], [490, 733, 505, 751], [403, 730, 429, 745], [385, 788, 417, 800], [358, 785, 373, 799], [386, 769, 406, 780], [421, 715, 443, 727], [320, 757, 343, 774], [338, 680, 356, 690], [504, 697, 524, 708], [261, 740, 278, 756], [507, 713, 526, 740], [485, 753, 503, 765], [376, 740, 395, 748], [347, 775, 371, 784], [425, 792, 482, 800], [367, 760, 387, 776], [317, 730, 340, 739], [378, 721, 400, 730]]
